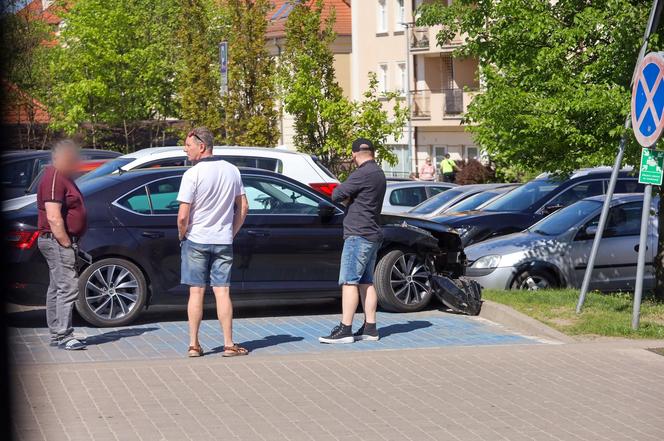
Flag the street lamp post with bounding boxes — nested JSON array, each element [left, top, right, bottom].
[[402, 21, 415, 176]]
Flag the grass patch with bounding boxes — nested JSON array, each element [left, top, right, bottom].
[[483, 289, 664, 339]]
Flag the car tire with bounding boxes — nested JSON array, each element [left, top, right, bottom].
[[375, 249, 432, 312], [76, 258, 148, 327], [511, 268, 558, 291]]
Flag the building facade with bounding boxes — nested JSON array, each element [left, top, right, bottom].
[[351, 0, 480, 178]]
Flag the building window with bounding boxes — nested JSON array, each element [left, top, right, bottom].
[[397, 62, 407, 94], [378, 63, 389, 93], [377, 0, 388, 33], [434, 146, 447, 170], [395, 0, 405, 28], [382, 144, 411, 178], [466, 146, 479, 160]]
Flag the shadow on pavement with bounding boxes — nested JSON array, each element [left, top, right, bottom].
[[84, 327, 160, 345], [208, 334, 304, 354], [379, 320, 433, 338]]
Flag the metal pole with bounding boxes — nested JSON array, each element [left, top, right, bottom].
[[404, 22, 414, 176], [576, 0, 663, 312], [632, 183, 653, 329]]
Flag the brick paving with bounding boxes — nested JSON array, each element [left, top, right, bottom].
[[9, 310, 540, 365], [9, 306, 664, 441]]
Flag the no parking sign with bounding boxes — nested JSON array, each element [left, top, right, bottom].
[[632, 52, 664, 147]]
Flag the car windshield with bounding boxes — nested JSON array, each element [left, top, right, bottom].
[[409, 188, 464, 215], [529, 199, 601, 236], [483, 179, 561, 212], [445, 190, 500, 213], [77, 157, 133, 183]]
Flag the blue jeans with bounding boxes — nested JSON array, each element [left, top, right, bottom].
[[181, 239, 233, 287], [338, 236, 381, 285]]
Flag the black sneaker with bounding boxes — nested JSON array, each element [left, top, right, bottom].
[[354, 322, 379, 341], [59, 338, 87, 351], [318, 323, 354, 344]]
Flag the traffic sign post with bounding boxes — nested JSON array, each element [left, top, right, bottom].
[[630, 52, 664, 329]]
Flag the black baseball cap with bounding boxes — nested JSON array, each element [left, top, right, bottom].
[[352, 138, 374, 153]]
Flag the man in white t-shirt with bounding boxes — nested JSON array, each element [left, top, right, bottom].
[[176, 127, 249, 358]]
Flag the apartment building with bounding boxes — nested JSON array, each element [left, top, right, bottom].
[[351, 0, 480, 177], [265, 0, 352, 148]]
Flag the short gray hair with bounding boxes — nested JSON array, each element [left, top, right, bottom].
[[51, 139, 80, 155], [187, 127, 214, 151]]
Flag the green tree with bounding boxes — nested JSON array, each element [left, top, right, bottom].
[[0, 0, 52, 147], [222, 0, 279, 146], [176, 0, 225, 137], [280, 0, 406, 175], [48, 0, 180, 150], [418, 0, 664, 298]]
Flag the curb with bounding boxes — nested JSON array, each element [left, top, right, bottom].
[[479, 300, 575, 343]]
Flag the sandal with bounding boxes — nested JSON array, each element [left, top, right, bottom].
[[222, 344, 249, 357], [187, 345, 204, 357]]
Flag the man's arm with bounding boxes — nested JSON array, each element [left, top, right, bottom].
[[331, 173, 361, 205], [177, 202, 191, 241], [232, 194, 249, 237], [45, 202, 71, 247]]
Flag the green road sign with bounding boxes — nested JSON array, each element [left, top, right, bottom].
[[639, 148, 664, 185]]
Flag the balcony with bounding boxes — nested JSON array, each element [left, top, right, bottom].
[[410, 27, 430, 51], [409, 88, 473, 122]]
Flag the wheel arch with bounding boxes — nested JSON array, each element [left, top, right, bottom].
[[508, 261, 566, 289], [79, 253, 154, 307]]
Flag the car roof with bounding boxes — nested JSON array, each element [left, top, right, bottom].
[[449, 183, 514, 192], [120, 145, 312, 160], [535, 167, 635, 180], [386, 181, 457, 189], [584, 193, 652, 204], [1, 148, 119, 159]]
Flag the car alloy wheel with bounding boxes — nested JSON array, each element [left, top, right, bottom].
[[85, 264, 139, 320], [518, 275, 551, 290], [77, 258, 148, 327], [511, 268, 557, 291], [374, 249, 433, 312], [390, 253, 431, 305]]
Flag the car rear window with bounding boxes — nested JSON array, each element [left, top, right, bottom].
[[311, 156, 337, 180], [389, 187, 428, 207]]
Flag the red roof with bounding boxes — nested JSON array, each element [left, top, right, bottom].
[[1, 80, 50, 125], [266, 0, 351, 40]]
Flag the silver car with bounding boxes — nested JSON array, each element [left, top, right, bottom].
[[382, 181, 456, 214], [407, 183, 517, 218], [465, 194, 658, 291]]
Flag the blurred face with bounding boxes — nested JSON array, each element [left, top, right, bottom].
[[426, 158, 431, 165], [52, 147, 80, 176], [184, 136, 205, 162]]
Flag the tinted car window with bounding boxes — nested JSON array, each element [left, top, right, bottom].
[[220, 156, 281, 172], [582, 202, 643, 239], [484, 179, 560, 212], [389, 187, 428, 206], [427, 186, 449, 197], [613, 179, 644, 194], [117, 186, 151, 214], [78, 157, 133, 183], [137, 158, 187, 169], [243, 177, 319, 215], [447, 191, 500, 212], [545, 180, 603, 209], [1, 159, 33, 187], [530, 200, 601, 236], [409, 188, 464, 215], [147, 177, 182, 214]]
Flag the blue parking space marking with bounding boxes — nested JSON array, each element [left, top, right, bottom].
[[10, 311, 541, 365]]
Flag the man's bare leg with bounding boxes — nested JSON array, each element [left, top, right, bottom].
[[341, 284, 360, 326], [359, 283, 378, 324], [212, 286, 234, 347], [187, 287, 205, 348]]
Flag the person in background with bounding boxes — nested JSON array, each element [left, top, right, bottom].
[[37, 139, 87, 350], [418, 157, 436, 181], [177, 127, 249, 358], [440, 153, 458, 183], [319, 138, 387, 344]]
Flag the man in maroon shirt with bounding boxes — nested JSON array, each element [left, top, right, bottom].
[[37, 139, 87, 350]]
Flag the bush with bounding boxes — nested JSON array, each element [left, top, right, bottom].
[[454, 159, 495, 184]]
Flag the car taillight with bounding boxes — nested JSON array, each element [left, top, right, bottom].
[[310, 182, 338, 197], [6, 231, 39, 249]]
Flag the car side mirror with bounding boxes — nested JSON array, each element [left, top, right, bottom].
[[542, 204, 564, 215], [318, 201, 336, 219], [575, 225, 598, 241]]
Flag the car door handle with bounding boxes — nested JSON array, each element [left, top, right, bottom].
[[141, 231, 165, 239], [634, 244, 648, 252], [246, 230, 270, 237]]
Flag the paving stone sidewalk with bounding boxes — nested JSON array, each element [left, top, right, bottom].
[[12, 340, 664, 441], [9, 310, 541, 365]]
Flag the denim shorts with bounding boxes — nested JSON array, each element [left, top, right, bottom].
[[181, 239, 233, 287], [338, 236, 381, 286]]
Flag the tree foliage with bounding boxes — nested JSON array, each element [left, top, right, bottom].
[[280, 0, 407, 175], [47, 0, 181, 149], [222, 0, 279, 146], [418, 0, 655, 172], [176, 0, 226, 138]]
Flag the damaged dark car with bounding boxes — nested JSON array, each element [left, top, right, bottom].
[[5, 167, 474, 327]]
